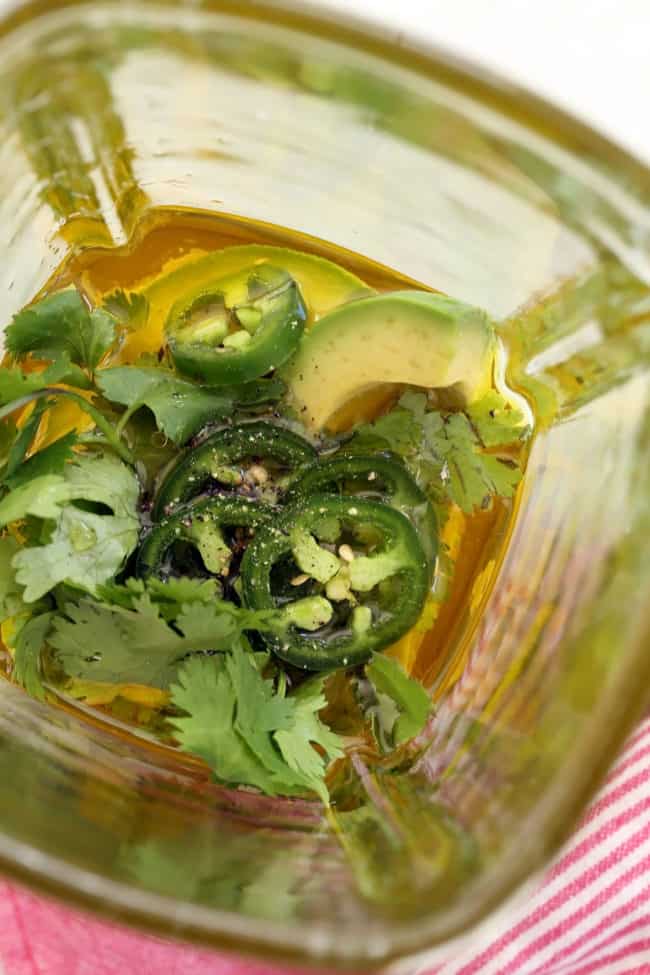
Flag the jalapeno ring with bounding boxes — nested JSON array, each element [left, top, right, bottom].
[[240, 494, 429, 670]]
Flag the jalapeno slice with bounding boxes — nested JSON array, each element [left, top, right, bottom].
[[240, 495, 429, 671], [137, 495, 275, 581], [152, 421, 317, 519], [166, 264, 307, 385], [284, 451, 437, 570]]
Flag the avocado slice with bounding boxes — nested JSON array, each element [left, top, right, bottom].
[[282, 291, 496, 432]]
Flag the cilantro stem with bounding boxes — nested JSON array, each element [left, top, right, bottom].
[[77, 435, 115, 450], [0, 388, 135, 466], [115, 397, 147, 438]]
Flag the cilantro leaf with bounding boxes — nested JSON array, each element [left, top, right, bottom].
[[146, 576, 219, 610], [223, 649, 306, 793], [354, 392, 525, 515], [226, 649, 293, 734], [0, 354, 92, 406], [175, 601, 240, 645], [170, 647, 343, 802], [6, 290, 116, 370], [1, 452, 140, 600], [366, 652, 431, 745], [96, 366, 234, 444], [96, 576, 220, 620], [12, 613, 54, 701], [14, 503, 139, 602], [0, 367, 51, 406], [40, 352, 93, 389], [274, 678, 344, 802], [49, 587, 278, 688], [5, 431, 78, 489], [356, 404, 422, 455], [0, 536, 27, 620], [467, 390, 529, 447], [103, 290, 149, 329], [58, 451, 140, 515], [0, 474, 73, 526], [49, 596, 186, 688], [93, 577, 147, 610], [426, 412, 521, 512], [170, 654, 279, 793]]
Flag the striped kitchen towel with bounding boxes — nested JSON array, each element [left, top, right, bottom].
[[2, 717, 650, 975]]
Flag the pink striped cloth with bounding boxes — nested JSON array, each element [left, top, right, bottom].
[[3, 719, 650, 975]]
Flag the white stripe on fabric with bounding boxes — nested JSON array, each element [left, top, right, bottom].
[[514, 874, 650, 975], [531, 798, 650, 908], [477, 853, 650, 975], [547, 905, 650, 975]]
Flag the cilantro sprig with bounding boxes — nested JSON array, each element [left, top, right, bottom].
[[6, 572, 342, 802], [6, 290, 116, 373], [96, 366, 234, 445], [0, 451, 140, 601], [352, 389, 530, 518], [8, 577, 279, 697], [0, 387, 134, 466], [49, 579, 279, 688], [170, 648, 343, 802]]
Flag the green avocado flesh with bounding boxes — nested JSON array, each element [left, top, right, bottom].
[[282, 291, 497, 432]]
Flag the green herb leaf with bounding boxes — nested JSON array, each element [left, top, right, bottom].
[[12, 613, 54, 701], [146, 576, 220, 611], [50, 585, 278, 688], [5, 431, 78, 489], [2, 452, 140, 600], [6, 290, 116, 370], [96, 366, 234, 444], [357, 404, 422, 455], [354, 392, 526, 515], [97, 576, 220, 619], [50, 595, 187, 688], [0, 355, 93, 407], [0, 474, 73, 526], [366, 652, 431, 745], [467, 390, 529, 447], [425, 412, 521, 512], [170, 646, 342, 802], [223, 648, 304, 791], [103, 290, 149, 329], [39, 352, 94, 389], [14, 504, 138, 603], [0, 536, 27, 620], [0, 367, 49, 405], [274, 677, 344, 802], [170, 654, 280, 793]]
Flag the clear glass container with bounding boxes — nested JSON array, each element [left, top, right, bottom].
[[0, 1, 648, 969]]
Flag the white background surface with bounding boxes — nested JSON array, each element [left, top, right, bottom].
[[320, 0, 650, 164]]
